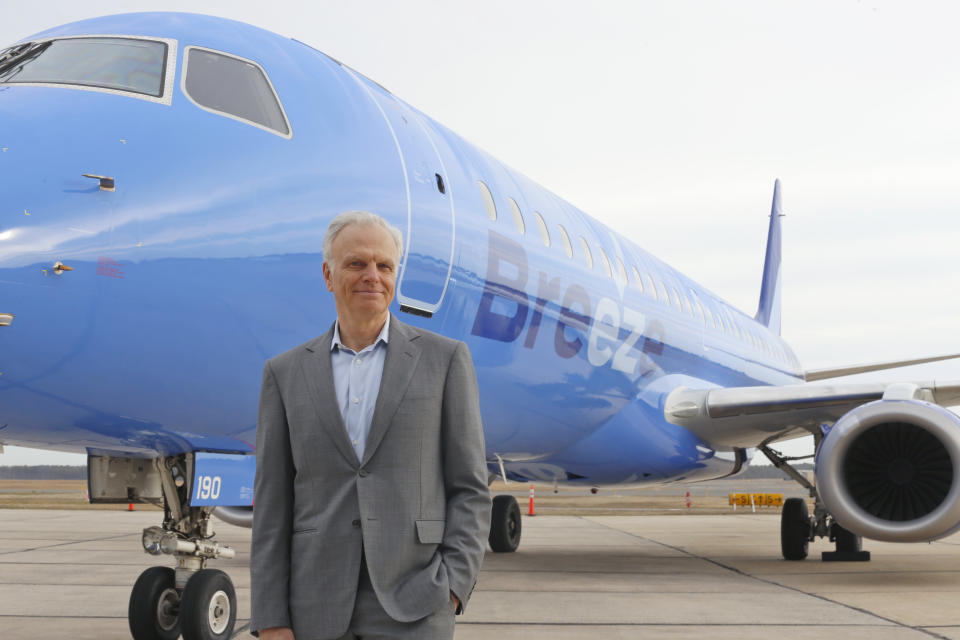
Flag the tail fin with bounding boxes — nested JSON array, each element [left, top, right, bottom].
[[755, 179, 783, 335]]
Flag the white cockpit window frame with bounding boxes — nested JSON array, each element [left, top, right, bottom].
[[0, 34, 178, 105], [181, 45, 292, 139]]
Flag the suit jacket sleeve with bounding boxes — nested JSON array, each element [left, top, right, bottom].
[[250, 360, 295, 635], [440, 341, 491, 612]]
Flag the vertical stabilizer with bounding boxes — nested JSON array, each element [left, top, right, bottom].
[[755, 179, 783, 335]]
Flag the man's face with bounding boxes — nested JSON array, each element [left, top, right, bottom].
[[323, 223, 398, 323]]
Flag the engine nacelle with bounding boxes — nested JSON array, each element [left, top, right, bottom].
[[816, 399, 960, 542]]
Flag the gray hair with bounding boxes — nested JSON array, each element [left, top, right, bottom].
[[322, 211, 404, 269]]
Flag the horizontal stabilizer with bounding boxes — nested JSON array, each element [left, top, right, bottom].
[[806, 353, 960, 381]]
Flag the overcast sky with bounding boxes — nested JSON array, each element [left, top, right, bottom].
[[3, 1, 959, 465]]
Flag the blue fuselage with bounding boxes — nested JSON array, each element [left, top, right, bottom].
[[0, 13, 802, 490]]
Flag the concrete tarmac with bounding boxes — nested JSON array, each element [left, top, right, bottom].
[[1, 508, 959, 639]]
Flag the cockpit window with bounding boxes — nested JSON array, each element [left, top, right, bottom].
[[0, 37, 167, 97], [183, 47, 290, 137]]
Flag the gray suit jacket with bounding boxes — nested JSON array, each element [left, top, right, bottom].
[[250, 315, 491, 638]]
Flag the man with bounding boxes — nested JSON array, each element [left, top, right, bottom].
[[250, 211, 491, 640]]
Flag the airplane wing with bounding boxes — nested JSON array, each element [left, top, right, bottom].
[[664, 379, 960, 448], [665, 377, 960, 544]]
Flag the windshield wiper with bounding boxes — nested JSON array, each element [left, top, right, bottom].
[[0, 41, 52, 82]]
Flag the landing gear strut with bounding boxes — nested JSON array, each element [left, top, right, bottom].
[[128, 456, 237, 640], [761, 443, 870, 562]]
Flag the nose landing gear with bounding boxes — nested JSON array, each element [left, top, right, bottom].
[[128, 456, 238, 640]]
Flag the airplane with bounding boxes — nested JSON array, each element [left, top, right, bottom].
[[2, 11, 959, 640]]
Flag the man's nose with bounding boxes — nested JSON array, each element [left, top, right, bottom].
[[361, 263, 379, 280]]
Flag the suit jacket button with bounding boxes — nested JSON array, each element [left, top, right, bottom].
[[358, 469, 368, 477], [352, 519, 361, 528]]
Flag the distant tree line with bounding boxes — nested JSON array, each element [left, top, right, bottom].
[[0, 465, 86, 479]]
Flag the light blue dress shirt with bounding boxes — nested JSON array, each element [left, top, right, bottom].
[[330, 315, 390, 462]]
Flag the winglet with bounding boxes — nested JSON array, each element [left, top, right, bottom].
[[755, 179, 783, 335]]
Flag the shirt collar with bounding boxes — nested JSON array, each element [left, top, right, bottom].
[[331, 313, 391, 353]]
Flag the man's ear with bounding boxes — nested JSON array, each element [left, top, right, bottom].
[[322, 262, 334, 292]]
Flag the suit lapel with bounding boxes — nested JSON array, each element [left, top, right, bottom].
[[300, 324, 360, 466], [362, 315, 421, 466]]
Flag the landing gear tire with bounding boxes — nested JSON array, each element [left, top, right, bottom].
[[129, 566, 181, 640], [781, 497, 810, 561], [180, 568, 237, 640], [489, 494, 522, 552]]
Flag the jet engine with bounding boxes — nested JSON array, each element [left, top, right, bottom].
[[816, 399, 960, 542]]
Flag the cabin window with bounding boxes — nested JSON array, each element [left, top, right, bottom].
[[726, 310, 740, 337], [508, 198, 525, 235], [615, 257, 628, 284], [657, 279, 670, 303], [557, 224, 573, 258], [632, 266, 644, 292], [478, 181, 497, 220], [706, 305, 719, 329], [0, 37, 168, 98], [690, 290, 705, 322], [533, 212, 550, 247], [579, 237, 593, 268], [598, 247, 613, 278], [183, 46, 290, 136], [681, 289, 691, 314]]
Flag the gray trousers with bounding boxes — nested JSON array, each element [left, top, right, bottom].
[[333, 554, 455, 640]]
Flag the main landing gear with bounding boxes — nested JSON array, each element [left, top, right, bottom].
[[489, 494, 522, 552], [762, 444, 870, 562], [128, 456, 237, 640]]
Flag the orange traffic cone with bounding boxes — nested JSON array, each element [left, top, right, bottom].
[[685, 491, 691, 509], [128, 502, 135, 511], [528, 484, 535, 516]]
